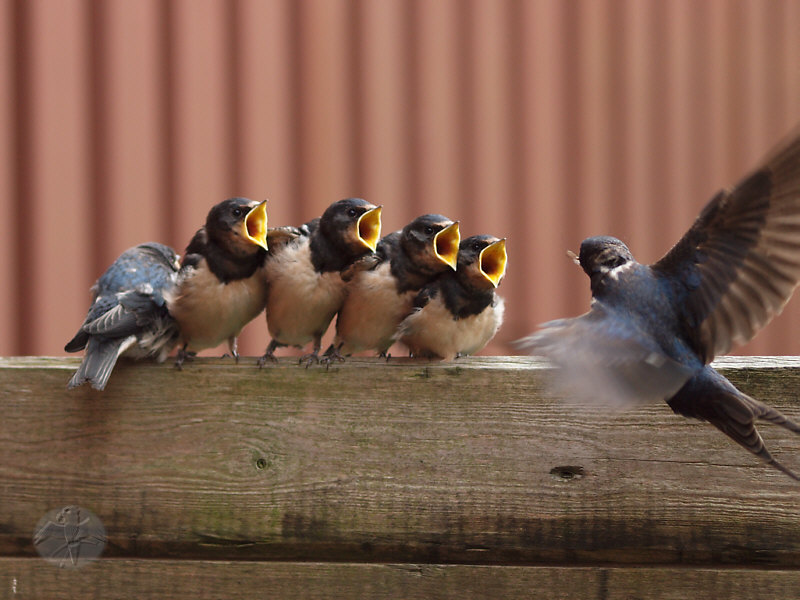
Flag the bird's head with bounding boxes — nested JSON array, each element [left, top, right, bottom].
[[575, 236, 635, 278], [206, 197, 269, 254], [401, 214, 461, 273], [320, 198, 382, 254], [458, 235, 508, 289]]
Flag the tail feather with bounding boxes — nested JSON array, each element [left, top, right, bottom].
[[667, 367, 800, 481], [754, 402, 800, 435], [64, 330, 89, 353], [67, 336, 134, 391], [704, 410, 800, 482]]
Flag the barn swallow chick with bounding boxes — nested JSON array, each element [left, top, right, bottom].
[[259, 198, 383, 366], [328, 214, 461, 360], [65, 242, 181, 390], [397, 235, 507, 360], [167, 197, 272, 367], [520, 126, 800, 479]]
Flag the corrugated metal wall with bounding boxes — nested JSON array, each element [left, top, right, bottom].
[[2, 0, 800, 359]]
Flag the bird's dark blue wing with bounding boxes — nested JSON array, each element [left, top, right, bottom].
[[653, 127, 800, 363], [520, 301, 694, 407], [82, 284, 164, 337]]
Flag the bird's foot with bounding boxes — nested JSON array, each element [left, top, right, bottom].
[[299, 350, 321, 369], [257, 351, 278, 368], [320, 346, 346, 370], [258, 340, 285, 368], [174, 348, 196, 370], [378, 351, 392, 363], [221, 351, 240, 364]]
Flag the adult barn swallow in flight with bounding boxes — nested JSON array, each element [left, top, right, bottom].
[[329, 214, 461, 359], [259, 198, 383, 366], [167, 197, 273, 367], [521, 126, 800, 479], [65, 242, 181, 390], [397, 235, 507, 360]]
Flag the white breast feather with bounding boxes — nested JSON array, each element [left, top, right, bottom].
[[398, 296, 505, 361], [607, 261, 634, 281], [335, 262, 415, 354], [264, 241, 347, 346], [167, 266, 267, 352]]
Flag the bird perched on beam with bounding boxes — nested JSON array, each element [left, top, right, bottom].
[[327, 214, 461, 360], [259, 198, 383, 366], [167, 197, 281, 367], [65, 242, 181, 390], [397, 235, 507, 361], [521, 126, 800, 480]]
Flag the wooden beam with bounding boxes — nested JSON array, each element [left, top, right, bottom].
[[2, 356, 800, 566], [3, 558, 800, 599]]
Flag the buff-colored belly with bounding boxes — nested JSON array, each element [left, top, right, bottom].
[[398, 296, 504, 360], [264, 242, 346, 347], [335, 263, 415, 354], [168, 267, 267, 352]]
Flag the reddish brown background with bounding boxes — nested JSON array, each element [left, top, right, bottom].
[[2, 0, 799, 359]]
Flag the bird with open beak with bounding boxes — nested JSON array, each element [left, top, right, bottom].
[[397, 235, 507, 361], [326, 214, 461, 361], [65, 242, 181, 390], [521, 125, 800, 480], [259, 198, 383, 366], [167, 197, 285, 367]]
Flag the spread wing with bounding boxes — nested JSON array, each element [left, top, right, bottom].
[[653, 127, 800, 363], [519, 302, 694, 408]]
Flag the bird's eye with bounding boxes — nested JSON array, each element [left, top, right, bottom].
[[424, 226, 434, 235], [473, 242, 481, 251], [348, 208, 358, 217], [232, 208, 243, 217]]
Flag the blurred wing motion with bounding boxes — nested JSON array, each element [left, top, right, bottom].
[[520, 302, 694, 408], [653, 128, 800, 363]]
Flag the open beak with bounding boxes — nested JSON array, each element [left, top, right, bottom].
[[356, 205, 382, 252], [244, 200, 269, 251], [479, 238, 507, 288], [434, 221, 460, 271], [566, 249, 580, 266]]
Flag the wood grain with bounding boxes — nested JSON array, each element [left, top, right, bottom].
[[1, 558, 800, 600], [2, 356, 800, 567]]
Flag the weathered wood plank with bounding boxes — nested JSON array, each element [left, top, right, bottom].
[[2, 356, 800, 566], [2, 558, 800, 600]]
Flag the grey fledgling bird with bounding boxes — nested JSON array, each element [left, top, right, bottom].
[[65, 242, 181, 390]]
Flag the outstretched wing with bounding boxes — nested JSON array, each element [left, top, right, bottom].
[[520, 301, 694, 408], [653, 127, 800, 363]]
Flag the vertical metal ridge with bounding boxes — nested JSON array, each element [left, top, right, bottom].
[[403, 0, 423, 219], [225, 0, 243, 194], [11, 0, 33, 354], [87, 0, 110, 276], [349, 0, 366, 196], [457, 0, 475, 230], [158, 0, 178, 248]]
